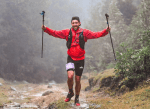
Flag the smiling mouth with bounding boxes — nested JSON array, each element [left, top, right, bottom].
[[72, 26, 79, 30]]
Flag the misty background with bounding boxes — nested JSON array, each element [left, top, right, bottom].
[[0, 0, 144, 83]]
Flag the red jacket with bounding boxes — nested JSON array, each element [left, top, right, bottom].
[[44, 27, 108, 61]]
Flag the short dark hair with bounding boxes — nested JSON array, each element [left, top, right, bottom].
[[71, 16, 80, 22]]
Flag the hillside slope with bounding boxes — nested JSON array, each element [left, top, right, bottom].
[[86, 68, 150, 109], [0, 69, 150, 109]]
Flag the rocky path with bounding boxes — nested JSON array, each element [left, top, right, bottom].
[[2, 78, 91, 109]]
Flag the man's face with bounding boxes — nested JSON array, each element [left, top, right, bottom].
[[71, 20, 81, 31]]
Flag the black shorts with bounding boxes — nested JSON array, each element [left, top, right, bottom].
[[66, 55, 84, 76]]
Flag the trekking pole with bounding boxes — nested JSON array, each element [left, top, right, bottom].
[[105, 13, 116, 61], [40, 11, 45, 58]]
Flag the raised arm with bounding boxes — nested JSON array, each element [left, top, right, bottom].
[[42, 25, 69, 39], [84, 28, 109, 40]]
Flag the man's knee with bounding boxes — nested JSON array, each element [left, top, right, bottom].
[[67, 70, 74, 79], [75, 75, 81, 82]]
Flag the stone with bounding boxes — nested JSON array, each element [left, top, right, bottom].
[[42, 91, 54, 96], [47, 81, 56, 88], [90, 103, 101, 108], [85, 86, 91, 91], [23, 80, 28, 84], [47, 84, 52, 88], [48, 80, 56, 86], [100, 77, 112, 88], [88, 77, 95, 87], [20, 103, 39, 108], [4, 102, 21, 108], [13, 102, 20, 107], [10, 86, 17, 91], [82, 75, 88, 79], [62, 92, 68, 96], [48, 103, 57, 109], [13, 80, 17, 83], [0, 83, 2, 86], [80, 103, 89, 108]]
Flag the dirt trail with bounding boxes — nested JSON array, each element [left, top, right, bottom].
[[30, 79, 90, 109], [3, 77, 90, 109]]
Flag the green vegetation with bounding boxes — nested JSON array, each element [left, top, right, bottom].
[[92, 87, 101, 92], [0, 79, 10, 106], [48, 97, 72, 109], [0, 91, 9, 106], [0, 80, 34, 105], [87, 80, 150, 109], [85, 0, 150, 93], [115, 30, 150, 88], [115, 0, 150, 89], [85, 0, 133, 72], [88, 0, 150, 94], [94, 69, 115, 82]]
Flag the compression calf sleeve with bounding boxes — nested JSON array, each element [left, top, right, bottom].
[[69, 88, 73, 93]]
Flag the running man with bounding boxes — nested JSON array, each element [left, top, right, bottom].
[[41, 16, 110, 106]]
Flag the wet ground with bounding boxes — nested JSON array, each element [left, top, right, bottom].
[[2, 78, 92, 109]]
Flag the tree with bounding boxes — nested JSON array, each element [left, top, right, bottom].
[[84, 0, 128, 72], [0, 0, 81, 83], [115, 0, 150, 89], [117, 0, 137, 25]]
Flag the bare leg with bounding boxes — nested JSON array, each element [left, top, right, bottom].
[[75, 75, 81, 95], [67, 70, 74, 90], [65, 70, 75, 102]]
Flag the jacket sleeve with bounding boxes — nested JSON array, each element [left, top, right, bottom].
[[44, 27, 69, 39], [84, 29, 108, 40]]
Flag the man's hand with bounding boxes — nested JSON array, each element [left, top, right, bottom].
[[41, 25, 46, 31], [106, 27, 111, 32]]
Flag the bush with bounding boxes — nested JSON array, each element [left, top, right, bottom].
[[115, 30, 150, 89]]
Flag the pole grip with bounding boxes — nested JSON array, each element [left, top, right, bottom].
[[105, 13, 116, 61], [105, 13, 109, 28]]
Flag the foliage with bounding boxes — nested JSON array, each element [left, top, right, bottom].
[[115, 0, 150, 88], [94, 68, 115, 81], [48, 98, 71, 109], [117, 0, 137, 25], [106, 62, 116, 69], [115, 31, 150, 88], [85, 0, 129, 72], [87, 84, 150, 109], [0, 0, 81, 83]]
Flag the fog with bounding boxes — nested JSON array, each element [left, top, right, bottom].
[[0, 0, 142, 83], [0, 0, 83, 83]]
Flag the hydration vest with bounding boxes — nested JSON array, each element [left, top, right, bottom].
[[66, 29, 85, 49]]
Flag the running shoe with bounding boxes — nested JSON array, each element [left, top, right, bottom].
[[64, 92, 74, 102]]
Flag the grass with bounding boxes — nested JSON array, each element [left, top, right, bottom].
[[94, 68, 115, 82], [0, 79, 10, 106], [86, 68, 150, 109], [48, 97, 72, 109], [0, 78, 33, 105], [90, 68, 115, 93], [87, 77, 150, 109], [0, 96, 9, 106], [0, 93, 9, 106], [92, 87, 100, 92]]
